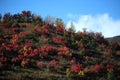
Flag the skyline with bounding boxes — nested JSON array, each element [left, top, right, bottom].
[[0, 0, 120, 37]]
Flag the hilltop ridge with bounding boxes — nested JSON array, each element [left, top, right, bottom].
[[106, 35, 120, 45]]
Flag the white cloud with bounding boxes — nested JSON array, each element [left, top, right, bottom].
[[66, 13, 120, 38]]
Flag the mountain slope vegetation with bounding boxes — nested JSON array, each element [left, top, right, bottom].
[[0, 11, 120, 80]]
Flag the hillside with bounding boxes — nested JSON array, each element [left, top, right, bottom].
[[106, 36, 120, 45], [0, 11, 120, 80]]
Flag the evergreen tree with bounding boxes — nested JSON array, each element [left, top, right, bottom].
[[68, 22, 76, 33]]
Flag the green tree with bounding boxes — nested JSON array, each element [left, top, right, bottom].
[[21, 10, 32, 22], [68, 22, 76, 33], [55, 18, 65, 28], [32, 14, 43, 25], [3, 13, 12, 23], [12, 13, 22, 23]]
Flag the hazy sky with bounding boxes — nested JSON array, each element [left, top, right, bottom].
[[0, 0, 120, 37]]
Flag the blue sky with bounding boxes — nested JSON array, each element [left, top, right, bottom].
[[0, 0, 120, 37]]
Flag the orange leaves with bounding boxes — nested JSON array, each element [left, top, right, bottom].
[[11, 34, 19, 44], [20, 42, 33, 53], [10, 32, 26, 44], [58, 46, 69, 52], [58, 46, 72, 57], [21, 60, 27, 67], [21, 59, 29, 67]]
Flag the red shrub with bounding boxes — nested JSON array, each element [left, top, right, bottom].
[[40, 46, 57, 53], [24, 42, 33, 48], [53, 36, 62, 44], [18, 32, 26, 38], [12, 54, 24, 62], [56, 26, 65, 34], [47, 60, 59, 69], [33, 49, 39, 54], [48, 60, 58, 67], [58, 46, 69, 51], [92, 64, 104, 73], [52, 36, 67, 45], [39, 46, 57, 58], [29, 52, 36, 57], [71, 63, 83, 73], [43, 23, 53, 29], [29, 49, 39, 57], [6, 44, 18, 51], [58, 46, 72, 57]]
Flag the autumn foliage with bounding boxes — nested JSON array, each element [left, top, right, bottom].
[[0, 11, 119, 80]]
